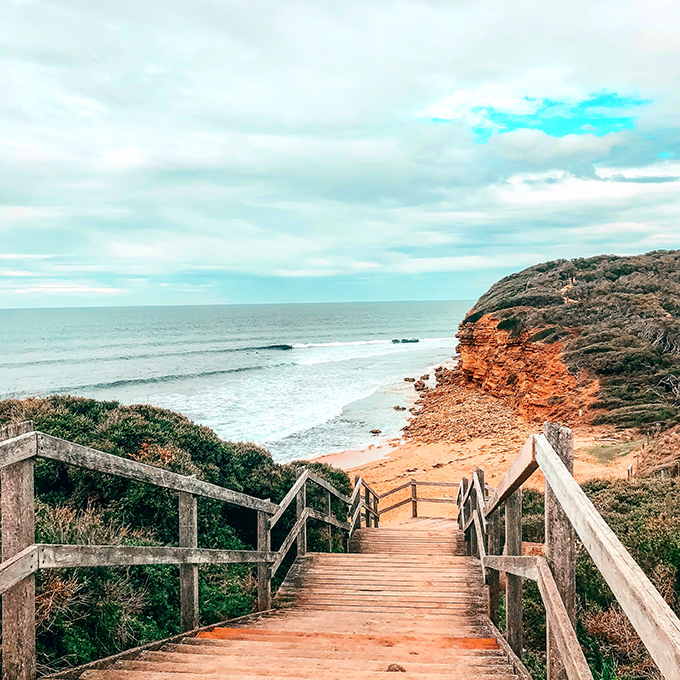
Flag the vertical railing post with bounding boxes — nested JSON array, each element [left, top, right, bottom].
[[411, 479, 417, 518], [178, 492, 199, 631], [373, 493, 379, 528], [459, 477, 470, 553], [505, 487, 523, 657], [327, 490, 332, 551], [544, 423, 576, 680], [364, 485, 371, 527], [257, 511, 272, 610], [296, 467, 307, 555], [354, 476, 362, 528], [1, 452, 36, 680], [487, 506, 501, 625]]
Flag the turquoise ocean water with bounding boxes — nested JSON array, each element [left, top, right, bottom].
[[0, 301, 471, 461]]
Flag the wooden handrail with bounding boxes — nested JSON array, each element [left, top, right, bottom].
[[460, 425, 680, 680], [0, 422, 368, 679]]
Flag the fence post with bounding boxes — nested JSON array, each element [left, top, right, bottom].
[[354, 475, 362, 528], [373, 493, 379, 528], [257, 511, 272, 610], [1, 454, 36, 680], [178, 492, 199, 631], [544, 423, 576, 680], [296, 467, 307, 555], [506, 487, 523, 657], [411, 479, 417, 518]]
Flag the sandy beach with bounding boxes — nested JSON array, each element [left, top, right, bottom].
[[313, 367, 641, 524]]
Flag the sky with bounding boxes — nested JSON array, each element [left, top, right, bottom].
[[1, 0, 680, 308]]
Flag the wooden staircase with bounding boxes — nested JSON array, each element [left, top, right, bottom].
[[77, 518, 522, 680]]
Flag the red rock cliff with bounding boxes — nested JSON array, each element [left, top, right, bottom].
[[456, 314, 598, 424]]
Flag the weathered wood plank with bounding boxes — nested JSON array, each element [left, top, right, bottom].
[[257, 511, 272, 611], [483, 555, 539, 581], [484, 435, 538, 518], [411, 480, 461, 488], [306, 470, 351, 504], [505, 487, 523, 658], [482, 615, 534, 680], [306, 507, 350, 531], [535, 433, 680, 679], [378, 481, 412, 498], [544, 423, 576, 680], [414, 497, 458, 505], [271, 508, 310, 575], [348, 501, 363, 538], [0, 544, 38, 595], [296, 467, 307, 556], [38, 545, 276, 568], [536, 558, 594, 680], [37, 433, 277, 514], [473, 511, 486, 581], [457, 477, 468, 530], [0, 431, 37, 469], [472, 470, 488, 533], [178, 492, 199, 631], [487, 509, 501, 625], [1, 456, 36, 680], [268, 470, 308, 529], [411, 479, 418, 518]]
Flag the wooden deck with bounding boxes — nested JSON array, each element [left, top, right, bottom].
[[78, 518, 521, 679]]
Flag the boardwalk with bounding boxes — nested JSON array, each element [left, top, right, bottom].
[[79, 518, 520, 680]]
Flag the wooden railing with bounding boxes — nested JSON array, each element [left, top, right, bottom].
[[379, 479, 459, 517], [458, 422, 680, 680], [0, 421, 378, 680]]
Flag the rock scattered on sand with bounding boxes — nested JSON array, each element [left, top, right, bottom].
[[370, 429, 382, 435], [393, 405, 406, 411], [387, 664, 406, 672], [420, 374, 430, 380], [414, 380, 427, 391], [404, 377, 415, 382]]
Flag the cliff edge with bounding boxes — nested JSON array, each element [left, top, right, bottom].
[[456, 249, 680, 429]]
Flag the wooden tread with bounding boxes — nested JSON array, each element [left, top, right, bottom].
[[79, 517, 522, 679]]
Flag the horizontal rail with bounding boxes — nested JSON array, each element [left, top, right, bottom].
[[38, 545, 277, 570], [378, 497, 412, 515], [379, 481, 412, 498], [0, 545, 38, 595], [269, 470, 309, 529], [37, 433, 277, 515], [0, 431, 37, 468], [306, 507, 350, 532], [358, 477, 380, 502], [484, 435, 537, 517], [534, 433, 680, 678], [411, 480, 460, 488], [307, 470, 351, 504], [484, 555, 539, 581]]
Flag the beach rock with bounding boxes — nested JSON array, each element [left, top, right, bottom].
[[420, 374, 430, 380], [392, 339, 400, 344], [393, 405, 406, 411], [387, 664, 406, 672], [370, 429, 381, 435], [404, 377, 415, 382], [414, 380, 427, 391]]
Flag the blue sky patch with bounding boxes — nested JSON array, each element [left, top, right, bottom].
[[438, 91, 651, 143]]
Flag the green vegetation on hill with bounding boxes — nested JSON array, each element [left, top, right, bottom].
[[0, 396, 349, 674], [462, 249, 680, 430]]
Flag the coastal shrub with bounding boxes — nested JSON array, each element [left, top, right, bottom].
[[517, 480, 680, 679], [0, 396, 350, 673]]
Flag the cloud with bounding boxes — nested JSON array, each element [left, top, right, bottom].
[[1, 0, 680, 307]]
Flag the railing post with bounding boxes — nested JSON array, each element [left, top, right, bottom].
[[373, 493, 379, 528], [257, 511, 272, 610], [1, 454, 36, 680], [354, 475, 362, 528], [487, 507, 501, 625], [411, 479, 417, 518], [178, 492, 199, 631], [327, 490, 333, 551], [459, 477, 470, 552], [544, 423, 576, 680], [505, 487, 523, 657], [364, 485, 371, 527], [296, 467, 307, 555]]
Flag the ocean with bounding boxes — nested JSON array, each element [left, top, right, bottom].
[[0, 301, 471, 462]]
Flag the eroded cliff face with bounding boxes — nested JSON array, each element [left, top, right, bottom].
[[456, 313, 599, 424]]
